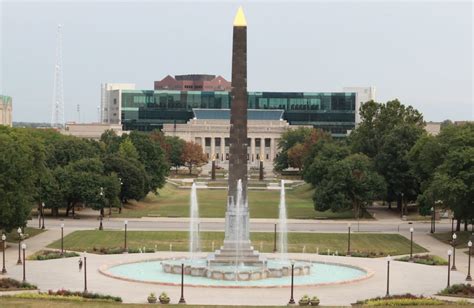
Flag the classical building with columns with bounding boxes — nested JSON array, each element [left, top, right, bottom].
[[0, 95, 13, 127], [163, 109, 309, 167]]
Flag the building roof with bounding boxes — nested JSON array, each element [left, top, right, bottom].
[[193, 109, 283, 121]]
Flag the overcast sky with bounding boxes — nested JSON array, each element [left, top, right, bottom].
[[1, 0, 472, 123]]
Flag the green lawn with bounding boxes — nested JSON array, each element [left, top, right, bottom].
[[432, 231, 473, 249], [115, 184, 356, 219], [0, 297, 285, 308], [4, 227, 45, 243], [48, 230, 426, 256]]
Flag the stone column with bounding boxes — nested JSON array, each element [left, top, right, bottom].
[[220, 137, 225, 161], [211, 137, 215, 159], [250, 137, 256, 162], [270, 138, 275, 162], [260, 138, 265, 162]]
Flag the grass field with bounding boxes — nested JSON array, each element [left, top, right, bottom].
[[115, 184, 356, 219], [432, 231, 473, 249], [48, 230, 426, 256], [4, 227, 44, 243]]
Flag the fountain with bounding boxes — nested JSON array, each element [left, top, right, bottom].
[[101, 7, 369, 288], [189, 183, 200, 259]]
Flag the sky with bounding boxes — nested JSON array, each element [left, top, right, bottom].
[[1, 0, 473, 123]]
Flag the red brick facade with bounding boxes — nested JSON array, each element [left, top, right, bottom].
[[154, 74, 231, 91]]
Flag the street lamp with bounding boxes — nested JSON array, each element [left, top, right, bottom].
[[119, 178, 123, 214], [386, 255, 391, 297], [22, 243, 26, 282], [83, 251, 88, 293], [273, 223, 277, 253], [467, 241, 472, 281], [1, 234, 6, 274], [409, 227, 414, 261], [447, 249, 452, 287], [16, 228, 22, 265], [124, 220, 128, 253], [430, 207, 435, 233], [288, 260, 295, 305], [347, 223, 351, 256], [60, 223, 65, 256], [179, 263, 186, 304], [41, 202, 45, 230], [452, 233, 457, 270], [99, 187, 104, 231]]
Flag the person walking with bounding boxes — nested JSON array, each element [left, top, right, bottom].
[[78, 258, 83, 272]]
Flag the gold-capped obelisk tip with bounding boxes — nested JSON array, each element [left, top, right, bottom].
[[233, 6, 247, 27]]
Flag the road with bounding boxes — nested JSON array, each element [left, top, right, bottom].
[[27, 216, 452, 234]]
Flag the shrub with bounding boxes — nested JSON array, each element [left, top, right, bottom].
[[33, 250, 79, 261], [0, 278, 37, 290], [46, 289, 122, 302], [439, 284, 474, 297], [396, 254, 448, 266], [356, 294, 446, 306]]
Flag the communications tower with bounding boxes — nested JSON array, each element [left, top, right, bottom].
[[51, 24, 65, 128]]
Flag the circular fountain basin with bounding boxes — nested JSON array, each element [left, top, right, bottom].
[[102, 259, 369, 288]]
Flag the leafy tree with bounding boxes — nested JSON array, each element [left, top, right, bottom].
[[165, 136, 186, 173], [313, 154, 386, 217], [129, 131, 169, 192], [0, 130, 37, 231], [118, 137, 140, 161], [103, 155, 147, 203], [182, 141, 208, 175], [349, 100, 425, 210], [274, 127, 312, 171], [287, 143, 305, 173]]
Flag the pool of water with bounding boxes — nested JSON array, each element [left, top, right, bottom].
[[105, 259, 367, 287]]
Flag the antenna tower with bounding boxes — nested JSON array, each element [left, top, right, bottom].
[[51, 24, 65, 128]]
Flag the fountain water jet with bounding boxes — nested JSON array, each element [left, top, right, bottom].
[[278, 180, 288, 260], [189, 183, 200, 259]]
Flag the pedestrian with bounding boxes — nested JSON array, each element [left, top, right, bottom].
[[78, 258, 83, 272]]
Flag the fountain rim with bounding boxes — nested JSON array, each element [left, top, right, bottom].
[[98, 256, 374, 289]]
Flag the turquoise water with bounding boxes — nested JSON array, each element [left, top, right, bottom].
[[107, 260, 367, 287]]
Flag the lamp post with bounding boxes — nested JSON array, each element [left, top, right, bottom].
[[22, 243, 26, 282], [386, 255, 391, 297], [119, 178, 123, 214], [273, 223, 277, 253], [124, 220, 128, 253], [447, 249, 452, 287], [1, 234, 6, 274], [179, 263, 186, 304], [41, 202, 45, 230], [452, 233, 457, 270], [83, 251, 88, 293], [430, 207, 435, 233], [347, 223, 351, 256], [288, 260, 295, 305], [409, 227, 414, 261], [60, 223, 64, 256], [16, 228, 22, 265], [99, 187, 104, 231], [467, 241, 472, 281]]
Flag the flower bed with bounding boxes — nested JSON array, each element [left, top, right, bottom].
[[0, 278, 37, 291], [29, 250, 79, 261], [396, 254, 448, 265], [91, 247, 155, 254], [355, 294, 447, 306], [10, 291, 121, 303], [439, 284, 474, 298]]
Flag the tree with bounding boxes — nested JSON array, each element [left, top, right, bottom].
[[313, 154, 386, 217], [274, 127, 312, 171], [287, 143, 305, 173], [165, 136, 186, 173], [182, 141, 207, 175], [119, 137, 140, 161], [349, 100, 425, 210], [0, 130, 37, 231], [129, 131, 169, 192], [103, 155, 148, 203]]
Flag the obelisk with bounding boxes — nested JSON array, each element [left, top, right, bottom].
[[223, 6, 251, 249]]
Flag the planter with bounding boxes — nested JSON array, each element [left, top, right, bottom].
[[147, 296, 157, 304], [310, 299, 320, 306], [299, 300, 310, 306], [159, 298, 170, 304]]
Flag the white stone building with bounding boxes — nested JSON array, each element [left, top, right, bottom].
[[0, 95, 13, 127]]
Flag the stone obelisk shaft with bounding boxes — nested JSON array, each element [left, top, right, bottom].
[[228, 13, 248, 204]]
